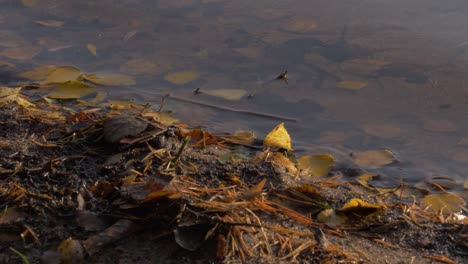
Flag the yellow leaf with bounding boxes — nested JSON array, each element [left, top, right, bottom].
[[263, 122, 292, 151], [351, 148, 397, 168], [121, 59, 161, 76], [164, 71, 199, 85], [19, 65, 56, 81], [83, 73, 136, 86], [339, 198, 387, 217], [47, 81, 95, 99], [202, 88, 247, 100], [336, 80, 367, 90], [0, 86, 35, 108], [43, 66, 82, 84], [356, 173, 375, 190], [297, 154, 334, 177], [86, 44, 97, 56], [0, 46, 41, 60], [268, 152, 297, 174], [57, 237, 85, 263], [142, 111, 179, 125], [421, 193, 465, 214], [34, 20, 64, 27]]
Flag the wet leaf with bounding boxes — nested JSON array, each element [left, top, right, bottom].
[[317, 208, 337, 228], [174, 223, 212, 251], [57, 238, 85, 264], [362, 123, 402, 139], [319, 131, 351, 143], [281, 18, 318, 33], [43, 66, 82, 84], [86, 44, 97, 56], [164, 71, 199, 85], [83, 73, 136, 86], [356, 173, 375, 190], [336, 80, 368, 91], [76, 210, 108, 232], [0, 46, 41, 60], [34, 20, 64, 27], [21, 0, 37, 7], [268, 152, 298, 174], [264, 122, 293, 151], [0, 86, 35, 107], [202, 88, 247, 100], [89, 181, 114, 197], [341, 58, 387, 76], [103, 115, 148, 143], [421, 193, 465, 214], [142, 111, 179, 125], [239, 178, 266, 200], [423, 119, 457, 133], [47, 81, 95, 99], [351, 148, 397, 168], [19, 65, 56, 81], [338, 198, 387, 217], [221, 130, 255, 145], [233, 47, 263, 59], [121, 59, 161, 76], [297, 154, 334, 177]]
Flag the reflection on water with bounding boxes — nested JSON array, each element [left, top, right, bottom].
[[1, 0, 468, 186]]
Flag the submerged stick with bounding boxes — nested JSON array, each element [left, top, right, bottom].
[[165, 94, 298, 122]]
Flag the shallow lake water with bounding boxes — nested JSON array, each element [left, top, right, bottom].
[[1, 0, 468, 188]]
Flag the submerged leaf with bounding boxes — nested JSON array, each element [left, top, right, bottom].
[[297, 154, 334, 177], [0, 86, 35, 107], [142, 111, 178, 125], [34, 20, 64, 27], [43, 66, 82, 84], [351, 148, 397, 168], [19, 65, 56, 81], [47, 81, 95, 99], [57, 238, 85, 263], [264, 122, 293, 151], [0, 46, 41, 60], [83, 73, 136, 86], [281, 18, 318, 33], [164, 71, 199, 85], [421, 193, 465, 214], [336, 80, 367, 91], [86, 44, 97, 56], [202, 89, 247, 100], [423, 119, 457, 133], [362, 123, 402, 139]]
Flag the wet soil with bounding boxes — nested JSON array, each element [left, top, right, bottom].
[[0, 103, 466, 264]]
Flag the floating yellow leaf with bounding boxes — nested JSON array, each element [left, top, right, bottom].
[[362, 123, 402, 139], [351, 148, 397, 168], [34, 20, 64, 27], [43, 66, 82, 84], [86, 44, 97, 56], [421, 193, 465, 214], [121, 59, 161, 76], [19, 65, 56, 81], [83, 73, 136, 86], [164, 71, 199, 85], [336, 80, 367, 91], [47, 81, 95, 99], [202, 89, 247, 100], [263, 122, 292, 151], [297, 154, 334, 177], [0, 46, 41, 60], [338, 198, 387, 217]]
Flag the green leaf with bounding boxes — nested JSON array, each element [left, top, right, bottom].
[[47, 81, 95, 99]]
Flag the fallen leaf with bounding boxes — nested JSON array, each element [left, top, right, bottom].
[[421, 193, 465, 214], [341, 58, 387, 76], [43, 66, 82, 84], [0, 86, 35, 107], [19, 65, 56, 81], [297, 154, 334, 177], [464, 179, 468, 190], [47, 81, 95, 99], [0, 46, 41, 60], [21, 0, 37, 7], [103, 114, 148, 143], [336, 80, 368, 91], [351, 148, 397, 168], [319, 131, 351, 143], [268, 152, 297, 174], [86, 44, 97, 56], [164, 71, 199, 85], [120, 59, 161, 76], [57, 238, 85, 264], [281, 18, 318, 33], [202, 88, 247, 100], [338, 198, 387, 217], [362, 123, 402, 139], [34, 20, 64, 27], [423, 119, 457, 133], [142, 111, 178, 125], [83, 72, 136, 86], [263, 122, 293, 151], [356, 173, 375, 190]]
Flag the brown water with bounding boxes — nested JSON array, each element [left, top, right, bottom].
[[1, 0, 468, 186]]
